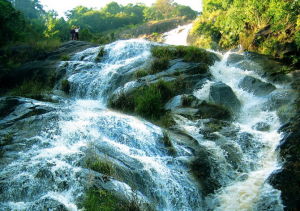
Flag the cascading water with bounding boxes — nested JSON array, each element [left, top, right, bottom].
[[0, 39, 204, 211], [163, 23, 192, 46], [190, 52, 285, 211], [0, 35, 286, 210]]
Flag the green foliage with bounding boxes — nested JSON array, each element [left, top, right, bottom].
[[134, 80, 175, 119], [191, 0, 300, 66], [0, 0, 25, 46], [135, 69, 149, 78], [150, 58, 169, 74], [86, 156, 116, 176], [9, 80, 52, 100], [60, 54, 70, 61], [151, 45, 217, 65]]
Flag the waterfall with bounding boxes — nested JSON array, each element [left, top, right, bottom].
[[162, 23, 193, 46], [0, 38, 286, 211], [0, 39, 204, 211], [192, 52, 284, 211]]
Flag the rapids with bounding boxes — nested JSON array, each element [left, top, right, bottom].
[[0, 26, 286, 210]]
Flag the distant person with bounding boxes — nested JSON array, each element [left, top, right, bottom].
[[75, 27, 80, 40], [70, 27, 75, 40]]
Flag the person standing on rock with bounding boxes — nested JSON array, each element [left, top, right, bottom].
[[70, 27, 76, 40], [75, 27, 80, 40]]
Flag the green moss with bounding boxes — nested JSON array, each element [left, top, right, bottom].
[[151, 45, 217, 65], [86, 156, 116, 176], [61, 79, 70, 94], [83, 189, 143, 211]]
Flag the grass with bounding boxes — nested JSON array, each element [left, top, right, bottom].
[[135, 69, 149, 78], [29, 38, 61, 52], [86, 156, 116, 176], [9, 80, 52, 100], [134, 80, 175, 119], [151, 45, 218, 65], [149, 58, 169, 74], [83, 188, 146, 211]]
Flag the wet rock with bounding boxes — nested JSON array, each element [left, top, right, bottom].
[[238, 76, 276, 96], [209, 82, 241, 112], [172, 108, 199, 119], [269, 113, 300, 210], [28, 197, 68, 211], [227, 52, 290, 83], [252, 122, 271, 131], [264, 89, 297, 111], [197, 101, 232, 120], [190, 147, 222, 195]]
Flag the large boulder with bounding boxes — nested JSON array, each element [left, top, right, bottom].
[[238, 76, 276, 96], [209, 82, 241, 112]]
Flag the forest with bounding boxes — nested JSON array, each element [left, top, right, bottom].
[[189, 0, 300, 68], [0, 0, 197, 47]]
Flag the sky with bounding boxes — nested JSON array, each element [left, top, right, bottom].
[[39, 0, 202, 17]]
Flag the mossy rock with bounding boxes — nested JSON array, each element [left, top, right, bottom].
[[197, 101, 232, 120]]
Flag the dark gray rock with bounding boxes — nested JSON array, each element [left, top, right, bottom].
[[209, 82, 241, 112], [252, 122, 270, 131], [239, 76, 276, 96]]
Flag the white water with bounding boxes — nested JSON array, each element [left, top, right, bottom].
[[163, 23, 192, 46], [193, 52, 284, 211], [1, 39, 203, 211], [1, 36, 285, 211]]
